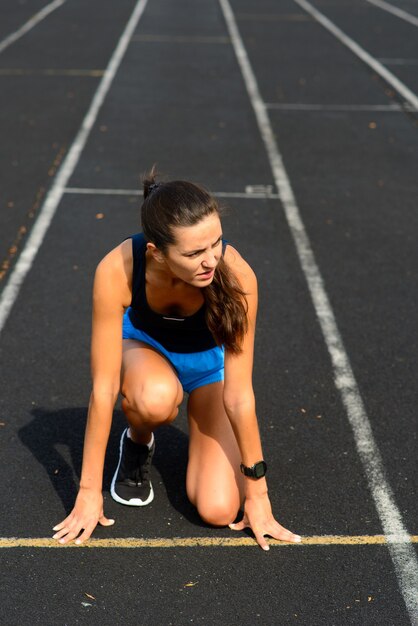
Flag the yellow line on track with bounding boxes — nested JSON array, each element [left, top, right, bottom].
[[1, 535, 417, 548]]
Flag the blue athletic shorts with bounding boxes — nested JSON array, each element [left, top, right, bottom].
[[122, 309, 224, 394]]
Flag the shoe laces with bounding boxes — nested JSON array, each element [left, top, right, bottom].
[[123, 437, 153, 486], [134, 447, 152, 485]]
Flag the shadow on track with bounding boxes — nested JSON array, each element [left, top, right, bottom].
[[18, 407, 204, 526]]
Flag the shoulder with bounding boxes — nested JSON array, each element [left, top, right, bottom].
[[93, 239, 133, 308], [223, 243, 257, 293], [96, 238, 132, 280]]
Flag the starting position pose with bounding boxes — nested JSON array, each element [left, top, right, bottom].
[[53, 171, 301, 550]]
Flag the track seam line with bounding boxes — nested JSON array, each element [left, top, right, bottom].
[[378, 58, 418, 66], [0, 68, 105, 77], [63, 187, 279, 199], [0, 0, 149, 335], [1, 535, 417, 549], [131, 34, 231, 44], [219, 0, 418, 622], [365, 0, 418, 28], [292, 0, 418, 111], [265, 103, 404, 111], [0, 0, 66, 55]]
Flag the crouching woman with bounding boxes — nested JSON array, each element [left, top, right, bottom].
[[53, 171, 301, 550]]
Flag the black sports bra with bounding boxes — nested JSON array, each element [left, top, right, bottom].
[[127, 233, 226, 353]]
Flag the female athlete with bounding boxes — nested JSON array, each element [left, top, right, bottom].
[[53, 170, 301, 550]]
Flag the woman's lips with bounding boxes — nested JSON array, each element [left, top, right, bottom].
[[197, 268, 214, 279]]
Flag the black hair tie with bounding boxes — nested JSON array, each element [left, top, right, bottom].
[[148, 182, 159, 195]]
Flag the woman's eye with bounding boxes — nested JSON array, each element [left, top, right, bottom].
[[186, 238, 221, 257]]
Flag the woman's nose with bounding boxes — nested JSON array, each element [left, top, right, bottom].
[[202, 251, 216, 268]]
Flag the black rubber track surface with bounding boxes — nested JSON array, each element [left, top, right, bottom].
[[0, 0, 417, 624]]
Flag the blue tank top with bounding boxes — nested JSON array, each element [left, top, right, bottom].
[[127, 233, 225, 353]]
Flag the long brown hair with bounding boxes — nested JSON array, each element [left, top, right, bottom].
[[141, 168, 248, 353]]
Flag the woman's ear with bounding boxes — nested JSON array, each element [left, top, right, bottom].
[[146, 242, 165, 263]]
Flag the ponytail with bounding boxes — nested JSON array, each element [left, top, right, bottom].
[[203, 257, 248, 354]]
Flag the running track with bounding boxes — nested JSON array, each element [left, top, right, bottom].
[[0, 0, 417, 624]]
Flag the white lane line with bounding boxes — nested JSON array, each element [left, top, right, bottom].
[[63, 187, 279, 199], [265, 103, 404, 111], [0, 0, 149, 335], [219, 0, 418, 622], [292, 0, 418, 113], [365, 0, 418, 27], [0, 0, 66, 55]]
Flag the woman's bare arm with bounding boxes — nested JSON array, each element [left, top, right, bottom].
[[53, 242, 132, 544], [222, 247, 262, 470], [223, 245, 301, 549]]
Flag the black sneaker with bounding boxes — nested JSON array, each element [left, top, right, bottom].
[[110, 429, 155, 506]]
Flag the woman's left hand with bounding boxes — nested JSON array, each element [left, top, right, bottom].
[[229, 492, 301, 551]]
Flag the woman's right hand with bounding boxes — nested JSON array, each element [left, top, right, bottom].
[[52, 487, 115, 545]]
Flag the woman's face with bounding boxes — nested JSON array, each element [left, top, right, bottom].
[[162, 212, 223, 286]]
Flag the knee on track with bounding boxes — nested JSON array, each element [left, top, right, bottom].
[[122, 380, 179, 424], [197, 500, 239, 527]]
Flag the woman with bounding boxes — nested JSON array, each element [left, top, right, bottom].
[[53, 171, 301, 550]]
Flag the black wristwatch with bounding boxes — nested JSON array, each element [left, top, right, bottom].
[[240, 460, 267, 479]]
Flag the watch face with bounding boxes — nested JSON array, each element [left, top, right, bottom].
[[254, 461, 267, 478]]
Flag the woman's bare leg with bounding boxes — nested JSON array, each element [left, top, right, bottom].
[[186, 381, 244, 526], [121, 339, 183, 442]]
